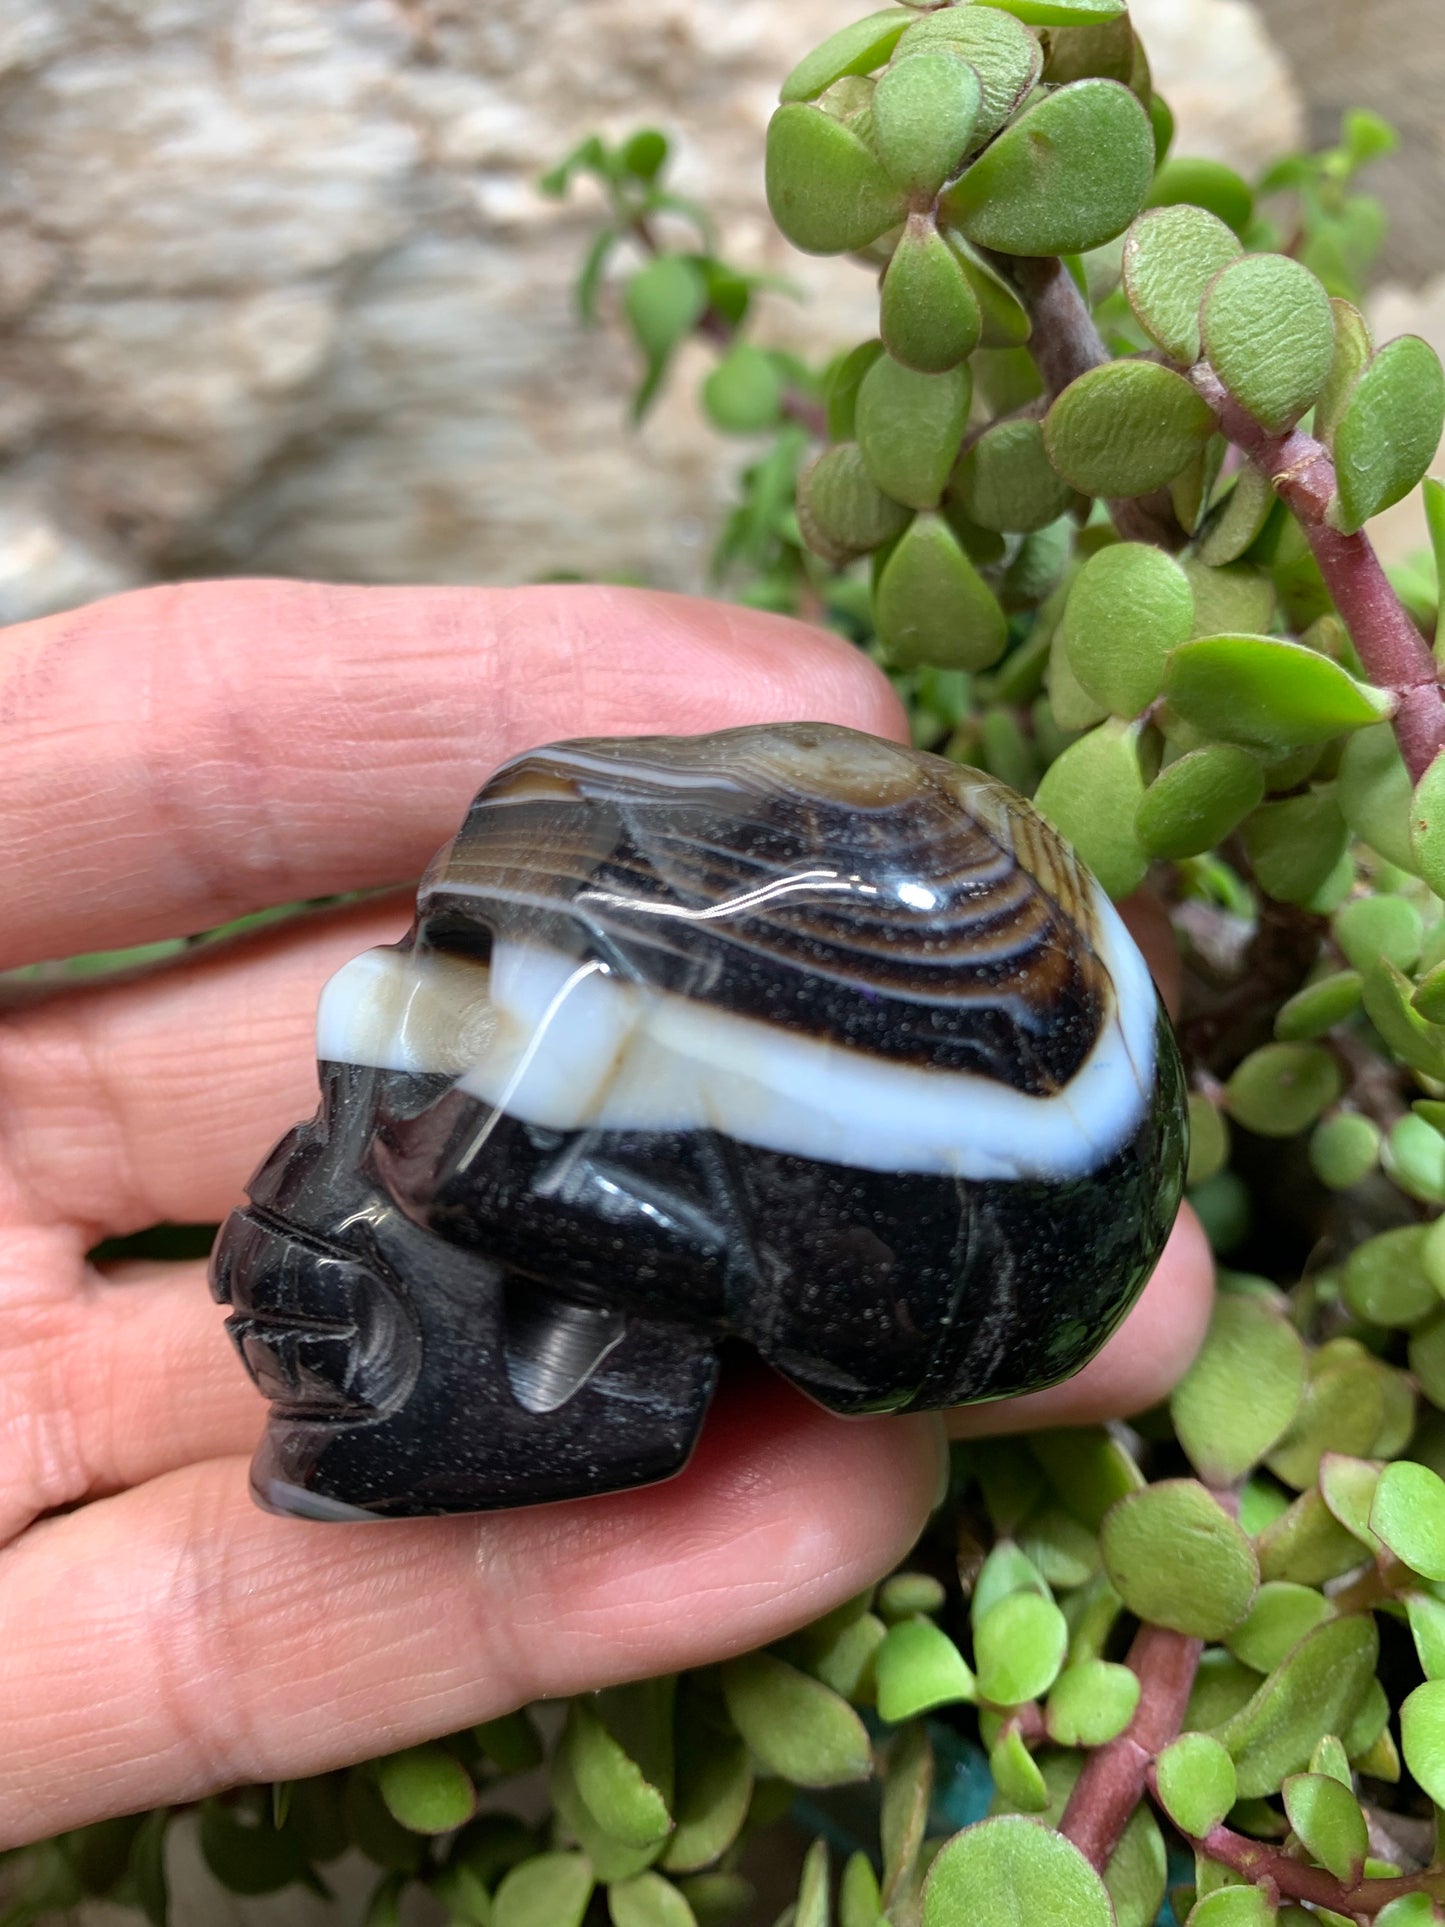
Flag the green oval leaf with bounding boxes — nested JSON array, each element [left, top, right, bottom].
[[494, 1853, 594, 1927], [896, 8, 1043, 148], [1341, 1225, 1435, 1326], [1045, 1659, 1140, 1747], [625, 256, 707, 363], [1310, 1112, 1381, 1189], [1122, 205, 1243, 366], [1045, 361, 1217, 498], [373, 1745, 476, 1836], [1170, 1293, 1307, 1486], [875, 1617, 977, 1722], [1225, 1582, 1334, 1674], [1370, 1459, 1445, 1580], [1154, 1732, 1237, 1838], [1213, 1615, 1378, 1798], [975, 1590, 1069, 1706], [881, 217, 982, 373], [1163, 634, 1391, 751], [1137, 745, 1265, 861], [659, 1731, 751, 1876], [1411, 750, 1445, 899], [1401, 1678, 1445, 1806], [766, 103, 905, 255], [798, 443, 912, 564], [1201, 254, 1336, 432], [720, 1654, 872, 1787], [946, 232, 1034, 347], [978, 0, 1127, 24], [780, 10, 915, 103], [1255, 1488, 1370, 1587], [1333, 335, 1445, 533], [951, 418, 1076, 534], [924, 1817, 1115, 1927], [1146, 156, 1254, 236], [1315, 298, 1375, 447], [1338, 721, 1417, 870], [875, 512, 1009, 671], [1062, 542, 1195, 714], [857, 352, 972, 508], [944, 79, 1155, 257], [1283, 1772, 1367, 1884], [1224, 1042, 1343, 1140], [1033, 718, 1148, 898], [701, 344, 782, 435], [1244, 788, 1351, 907], [874, 48, 982, 198], [1100, 1481, 1259, 1639]]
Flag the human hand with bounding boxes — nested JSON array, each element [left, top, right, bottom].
[[0, 581, 1213, 1846]]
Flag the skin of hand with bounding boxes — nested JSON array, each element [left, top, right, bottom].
[[0, 581, 1214, 1847]]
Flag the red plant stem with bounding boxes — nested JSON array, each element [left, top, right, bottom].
[[1189, 1821, 1445, 1915], [1059, 1623, 1203, 1871], [1191, 365, 1445, 782]]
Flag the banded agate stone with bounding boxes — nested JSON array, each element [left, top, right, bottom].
[[211, 723, 1186, 1519]]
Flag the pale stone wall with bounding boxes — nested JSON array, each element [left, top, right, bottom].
[[0, 0, 1302, 622]]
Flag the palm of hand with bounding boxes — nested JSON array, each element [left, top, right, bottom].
[[0, 580, 1210, 1847]]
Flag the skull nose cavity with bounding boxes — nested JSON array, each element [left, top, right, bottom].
[[211, 1209, 420, 1420], [501, 1279, 627, 1415]]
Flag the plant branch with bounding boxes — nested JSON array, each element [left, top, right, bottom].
[[1187, 1820, 1445, 1915], [1190, 364, 1445, 782], [1006, 256, 1188, 551], [1059, 1623, 1203, 1871]]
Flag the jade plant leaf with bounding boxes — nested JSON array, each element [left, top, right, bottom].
[[974, 1589, 1069, 1705], [1154, 1732, 1237, 1838], [766, 103, 906, 255], [374, 1745, 477, 1836], [1243, 788, 1351, 906], [720, 1654, 872, 1787], [881, 218, 982, 372], [798, 443, 911, 564], [1147, 156, 1255, 236], [989, 1724, 1050, 1813], [1369, 1460, 1445, 1581], [875, 513, 1008, 670], [824, 339, 885, 443], [951, 418, 1076, 534], [1212, 1614, 1378, 1797], [1100, 1481, 1258, 1639], [1255, 1488, 1371, 1587], [1225, 1582, 1334, 1674], [1122, 205, 1242, 366], [1137, 745, 1266, 860], [493, 1853, 594, 1927], [873, 49, 982, 199], [1170, 1292, 1307, 1485], [1341, 1226, 1436, 1327], [1162, 635, 1391, 750], [857, 353, 972, 508], [945, 232, 1034, 347], [1332, 335, 1445, 533], [1314, 298, 1374, 447], [943, 79, 1155, 257], [1045, 1659, 1140, 1747], [609, 1871, 698, 1927], [702, 343, 783, 434], [1030, 1427, 1144, 1529], [1200, 254, 1336, 432], [1033, 719, 1148, 898], [1411, 748, 1445, 899], [1224, 1042, 1343, 1140], [1402, 1679, 1445, 1805], [1338, 721, 1418, 870], [874, 1617, 977, 1722], [896, 7, 1043, 147], [1061, 541, 1195, 714], [779, 10, 914, 103], [924, 1817, 1115, 1927], [1044, 361, 1217, 497]]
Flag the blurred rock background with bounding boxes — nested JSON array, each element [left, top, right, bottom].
[[0, 0, 1433, 610]]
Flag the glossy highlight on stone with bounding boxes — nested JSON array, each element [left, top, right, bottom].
[[211, 723, 1187, 1519]]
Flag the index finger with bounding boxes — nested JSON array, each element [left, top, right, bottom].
[[0, 580, 907, 971]]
